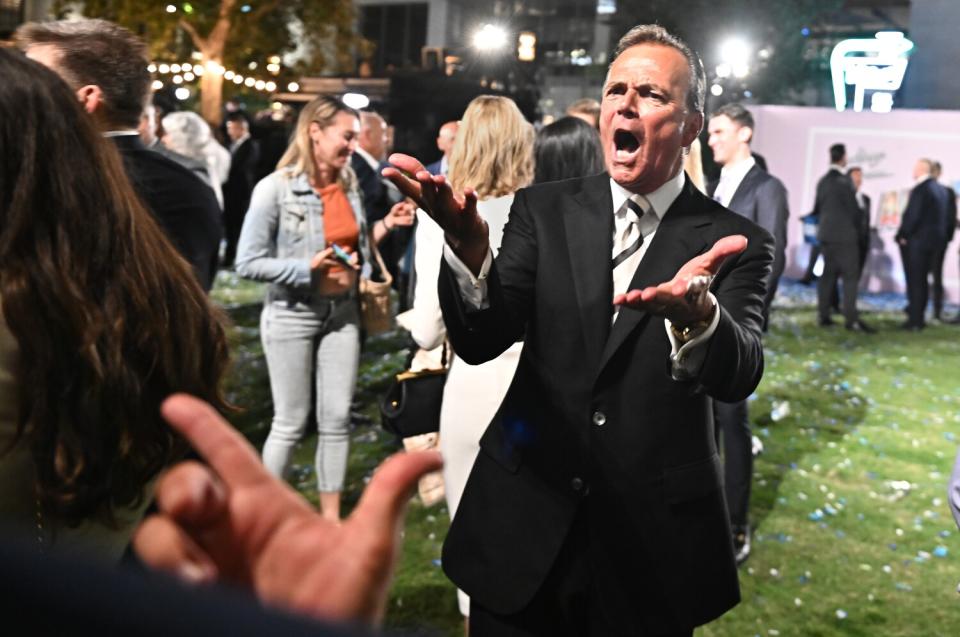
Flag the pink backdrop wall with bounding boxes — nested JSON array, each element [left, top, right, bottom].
[[747, 105, 960, 302]]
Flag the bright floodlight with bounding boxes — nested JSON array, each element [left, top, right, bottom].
[[710, 84, 724, 97], [473, 24, 508, 51], [720, 38, 751, 68], [342, 92, 370, 109]]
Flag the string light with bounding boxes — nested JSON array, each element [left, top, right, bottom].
[[149, 58, 284, 94]]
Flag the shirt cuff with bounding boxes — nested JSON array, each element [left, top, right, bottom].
[[442, 243, 492, 311], [664, 292, 721, 380]]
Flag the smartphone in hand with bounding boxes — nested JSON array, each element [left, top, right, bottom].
[[330, 243, 353, 265]]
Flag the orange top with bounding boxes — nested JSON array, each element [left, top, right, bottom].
[[318, 183, 359, 273]]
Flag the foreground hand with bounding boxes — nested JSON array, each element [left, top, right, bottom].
[[134, 394, 442, 626], [613, 235, 748, 326], [382, 154, 489, 272]]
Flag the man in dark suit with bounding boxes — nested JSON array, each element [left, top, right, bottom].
[[386, 25, 773, 636], [425, 120, 458, 176], [814, 143, 873, 331], [222, 111, 260, 267], [352, 111, 411, 300], [848, 166, 872, 283], [706, 102, 788, 565], [16, 19, 222, 292], [896, 158, 951, 330], [930, 161, 956, 321]]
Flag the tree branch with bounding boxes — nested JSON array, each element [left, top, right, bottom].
[[248, 0, 283, 24], [178, 18, 206, 51]]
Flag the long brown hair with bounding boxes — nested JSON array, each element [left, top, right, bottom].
[[0, 49, 230, 527]]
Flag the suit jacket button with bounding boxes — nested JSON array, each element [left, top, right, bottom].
[[592, 411, 606, 426], [571, 477, 584, 492]]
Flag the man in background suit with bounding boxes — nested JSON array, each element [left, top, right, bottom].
[[386, 24, 773, 635], [814, 143, 873, 332], [896, 158, 950, 330], [222, 111, 260, 267], [17, 19, 222, 292], [425, 120, 458, 176], [930, 161, 956, 322], [706, 102, 788, 565], [848, 166, 872, 284], [352, 111, 412, 305]]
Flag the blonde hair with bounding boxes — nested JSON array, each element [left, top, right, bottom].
[[277, 95, 359, 191], [447, 96, 534, 199]]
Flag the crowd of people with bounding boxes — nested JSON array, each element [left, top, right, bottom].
[[1, 14, 959, 637]]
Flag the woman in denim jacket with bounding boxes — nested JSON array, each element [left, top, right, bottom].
[[236, 96, 411, 520]]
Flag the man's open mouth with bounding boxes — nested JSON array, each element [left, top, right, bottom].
[[613, 129, 640, 158]]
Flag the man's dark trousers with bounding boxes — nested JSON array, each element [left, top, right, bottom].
[[818, 241, 860, 325]]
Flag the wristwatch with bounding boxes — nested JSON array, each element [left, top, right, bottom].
[[669, 296, 717, 343]]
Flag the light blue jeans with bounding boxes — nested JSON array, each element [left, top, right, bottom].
[[260, 295, 360, 492]]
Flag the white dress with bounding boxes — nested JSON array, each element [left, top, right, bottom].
[[399, 194, 522, 617]]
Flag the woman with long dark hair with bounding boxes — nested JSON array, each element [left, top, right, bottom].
[[0, 49, 230, 559], [235, 96, 411, 521], [533, 115, 604, 184]]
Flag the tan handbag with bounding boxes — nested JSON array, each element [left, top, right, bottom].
[[359, 243, 393, 335]]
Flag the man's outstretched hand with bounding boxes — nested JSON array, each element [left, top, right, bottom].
[[133, 394, 442, 626], [613, 235, 748, 327], [382, 153, 489, 274]]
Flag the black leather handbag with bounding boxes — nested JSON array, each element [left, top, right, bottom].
[[379, 345, 448, 437]]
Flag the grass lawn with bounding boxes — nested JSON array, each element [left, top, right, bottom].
[[212, 274, 960, 637]]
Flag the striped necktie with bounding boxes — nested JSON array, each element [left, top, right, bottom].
[[612, 194, 649, 269]]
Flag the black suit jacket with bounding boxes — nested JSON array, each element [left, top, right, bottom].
[[858, 192, 871, 249], [351, 154, 392, 223], [896, 177, 949, 248], [224, 137, 261, 218], [815, 168, 862, 245], [708, 163, 788, 317], [112, 136, 222, 291], [438, 173, 774, 632]]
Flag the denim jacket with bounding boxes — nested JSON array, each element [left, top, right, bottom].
[[235, 168, 372, 299]]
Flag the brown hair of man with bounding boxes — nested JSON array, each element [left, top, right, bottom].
[[710, 102, 755, 141], [612, 24, 706, 114], [15, 19, 151, 129]]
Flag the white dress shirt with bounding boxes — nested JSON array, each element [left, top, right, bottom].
[[441, 169, 720, 378], [712, 155, 755, 207]]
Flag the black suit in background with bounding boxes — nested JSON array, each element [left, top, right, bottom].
[[706, 163, 788, 535], [112, 135, 222, 292], [223, 136, 260, 267], [350, 154, 412, 300], [438, 173, 774, 634], [857, 192, 872, 278], [896, 177, 950, 328], [815, 168, 864, 326], [931, 184, 957, 319]]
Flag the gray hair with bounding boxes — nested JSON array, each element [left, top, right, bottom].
[[161, 111, 213, 161], [612, 24, 706, 114]]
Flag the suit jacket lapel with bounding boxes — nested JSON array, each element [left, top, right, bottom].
[[597, 180, 712, 375], [726, 164, 762, 217], [566, 174, 615, 373]]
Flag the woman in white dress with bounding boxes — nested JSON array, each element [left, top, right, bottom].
[[400, 95, 533, 621]]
